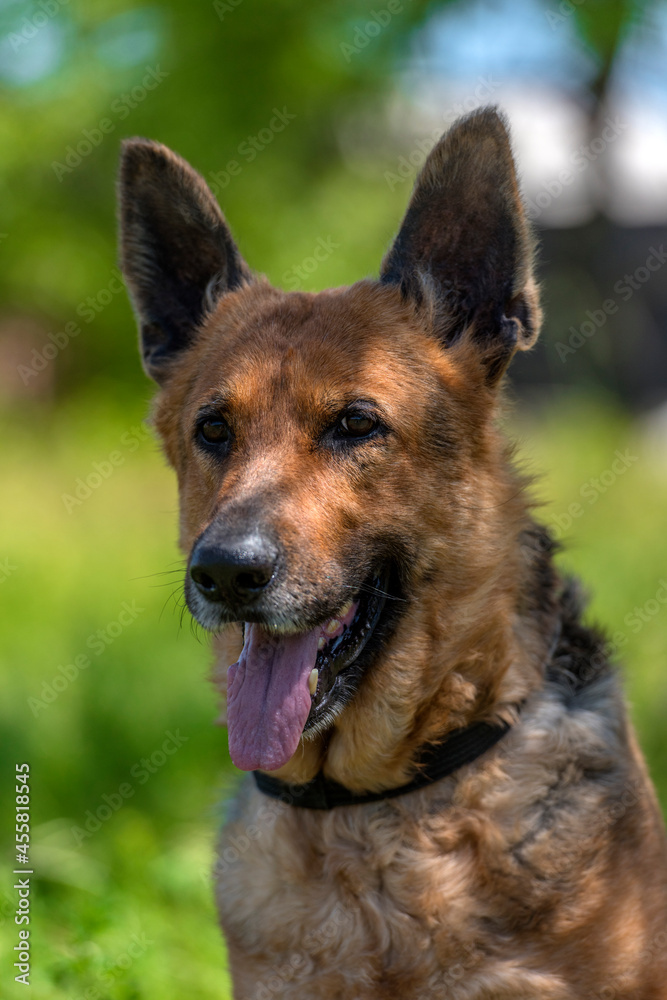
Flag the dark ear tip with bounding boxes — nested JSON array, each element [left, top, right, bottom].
[[448, 105, 511, 144], [120, 136, 162, 159], [416, 106, 514, 197], [119, 137, 173, 180]]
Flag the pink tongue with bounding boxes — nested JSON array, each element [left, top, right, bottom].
[[226, 624, 320, 771]]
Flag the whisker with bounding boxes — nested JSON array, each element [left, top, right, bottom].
[[159, 585, 183, 623], [189, 616, 205, 645], [339, 582, 407, 603], [130, 568, 185, 581]]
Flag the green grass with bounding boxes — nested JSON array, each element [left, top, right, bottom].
[[1, 391, 666, 998]]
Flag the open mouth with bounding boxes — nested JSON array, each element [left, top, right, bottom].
[[225, 569, 392, 772], [304, 571, 388, 731]]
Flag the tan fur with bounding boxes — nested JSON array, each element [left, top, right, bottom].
[[196, 287, 667, 999], [118, 109, 667, 998], [217, 686, 667, 999]]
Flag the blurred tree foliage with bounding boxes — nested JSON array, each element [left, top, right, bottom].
[[0, 0, 436, 400], [0, 0, 645, 401]]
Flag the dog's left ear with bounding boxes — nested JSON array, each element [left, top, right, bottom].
[[118, 138, 252, 383], [381, 107, 541, 383]]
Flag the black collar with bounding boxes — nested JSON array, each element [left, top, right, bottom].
[[253, 617, 563, 810], [253, 718, 512, 810]]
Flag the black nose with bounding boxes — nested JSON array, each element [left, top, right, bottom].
[[189, 533, 278, 605]]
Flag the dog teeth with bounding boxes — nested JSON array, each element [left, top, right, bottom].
[[339, 599, 353, 617], [308, 668, 319, 695], [324, 618, 340, 636], [317, 636, 326, 650]]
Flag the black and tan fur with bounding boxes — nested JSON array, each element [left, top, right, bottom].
[[118, 108, 667, 998]]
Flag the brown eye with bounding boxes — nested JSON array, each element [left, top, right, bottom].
[[198, 416, 230, 446], [339, 412, 376, 438]]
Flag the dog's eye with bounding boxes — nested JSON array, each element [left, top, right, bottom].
[[338, 413, 377, 438], [198, 416, 230, 446]]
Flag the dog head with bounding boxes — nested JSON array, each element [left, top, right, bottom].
[[119, 108, 542, 779]]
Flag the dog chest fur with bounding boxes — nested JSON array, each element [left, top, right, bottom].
[[216, 670, 667, 998]]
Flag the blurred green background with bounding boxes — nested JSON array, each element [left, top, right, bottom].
[[1, 1, 667, 997]]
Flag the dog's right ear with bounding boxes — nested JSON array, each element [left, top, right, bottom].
[[118, 139, 251, 383]]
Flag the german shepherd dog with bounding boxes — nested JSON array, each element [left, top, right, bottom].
[[118, 108, 667, 998]]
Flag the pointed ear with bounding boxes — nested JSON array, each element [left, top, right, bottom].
[[118, 138, 252, 382], [381, 107, 541, 383]]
